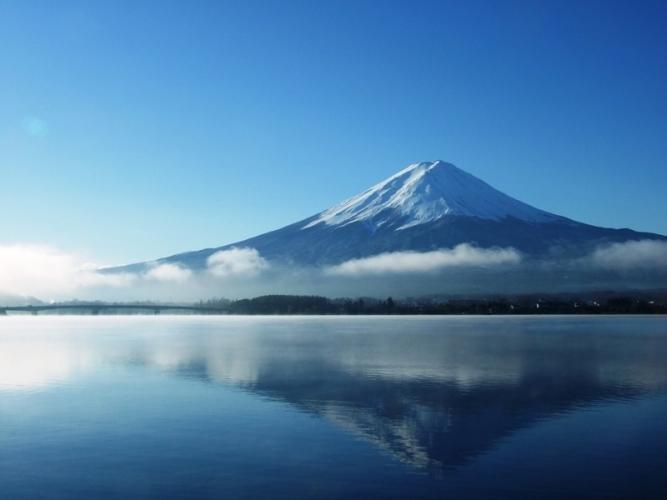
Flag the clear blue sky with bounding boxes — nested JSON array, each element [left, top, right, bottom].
[[2, 0, 666, 264]]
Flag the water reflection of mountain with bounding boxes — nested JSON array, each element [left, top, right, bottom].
[[120, 317, 667, 472]]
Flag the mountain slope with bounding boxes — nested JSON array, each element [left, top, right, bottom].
[[304, 161, 560, 230], [113, 161, 666, 271]]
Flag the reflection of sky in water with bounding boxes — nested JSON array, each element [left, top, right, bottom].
[[0, 341, 84, 390], [2, 316, 667, 497]]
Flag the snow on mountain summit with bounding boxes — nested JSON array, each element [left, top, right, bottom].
[[304, 160, 560, 230], [107, 158, 667, 273]]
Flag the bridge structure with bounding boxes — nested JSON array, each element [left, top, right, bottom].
[[0, 304, 228, 315]]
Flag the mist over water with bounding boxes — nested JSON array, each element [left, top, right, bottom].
[[2, 239, 667, 303], [2, 316, 667, 498]]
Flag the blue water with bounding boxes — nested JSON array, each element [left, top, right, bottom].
[[1, 316, 667, 498]]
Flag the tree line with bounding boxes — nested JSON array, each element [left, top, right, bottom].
[[195, 294, 667, 315]]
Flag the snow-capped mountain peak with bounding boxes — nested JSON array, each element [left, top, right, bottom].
[[303, 160, 559, 230], [107, 158, 666, 273]]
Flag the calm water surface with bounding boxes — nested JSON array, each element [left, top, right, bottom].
[[1, 315, 667, 499]]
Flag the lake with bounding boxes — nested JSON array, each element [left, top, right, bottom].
[[1, 315, 667, 498]]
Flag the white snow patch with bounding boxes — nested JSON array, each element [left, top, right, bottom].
[[304, 161, 559, 230]]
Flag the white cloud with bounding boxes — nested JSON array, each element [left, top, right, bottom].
[[0, 244, 135, 298], [326, 244, 522, 276], [207, 247, 269, 277], [590, 240, 667, 270], [144, 263, 192, 283]]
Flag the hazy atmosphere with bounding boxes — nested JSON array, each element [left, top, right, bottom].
[[3, 3, 667, 499]]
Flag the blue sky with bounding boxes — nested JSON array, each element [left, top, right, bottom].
[[2, 0, 666, 264]]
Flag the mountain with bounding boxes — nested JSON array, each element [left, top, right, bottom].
[[114, 161, 665, 271], [0, 293, 44, 307]]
